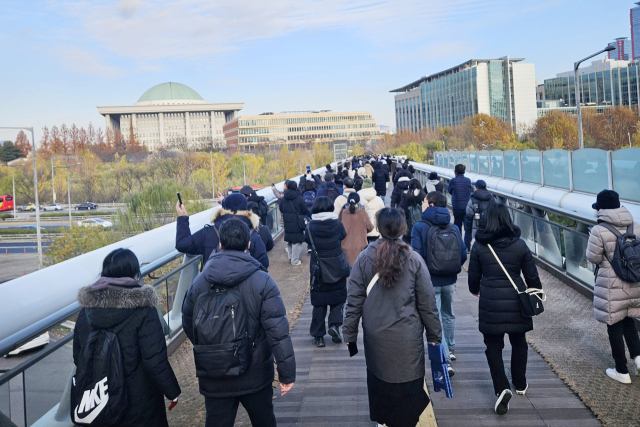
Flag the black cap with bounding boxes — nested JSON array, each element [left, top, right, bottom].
[[239, 185, 253, 196], [473, 180, 487, 189], [428, 172, 438, 180], [592, 190, 620, 210]]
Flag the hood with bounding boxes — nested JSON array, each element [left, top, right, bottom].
[[203, 250, 263, 288], [396, 179, 411, 190], [597, 207, 634, 228], [374, 162, 383, 170], [358, 187, 377, 201], [211, 208, 260, 231], [358, 167, 366, 176], [248, 193, 265, 203], [471, 188, 493, 202], [475, 225, 521, 247], [343, 188, 357, 195], [422, 206, 450, 225], [427, 179, 440, 185], [284, 188, 301, 200], [78, 284, 158, 310]]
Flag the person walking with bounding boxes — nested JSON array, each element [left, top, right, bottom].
[[334, 177, 369, 215], [424, 172, 444, 194], [359, 178, 384, 243], [280, 180, 310, 266], [468, 203, 542, 415], [240, 185, 269, 226], [364, 160, 375, 180], [398, 178, 426, 243], [182, 219, 295, 427], [343, 208, 442, 427], [316, 173, 343, 202], [339, 193, 374, 267], [586, 190, 640, 384], [305, 196, 350, 347], [371, 162, 390, 203], [393, 163, 413, 185], [448, 164, 472, 238], [390, 175, 411, 209], [73, 249, 180, 427], [464, 180, 495, 251], [248, 201, 274, 252], [411, 191, 466, 376]]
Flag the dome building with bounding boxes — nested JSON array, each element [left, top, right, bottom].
[[97, 82, 243, 151]]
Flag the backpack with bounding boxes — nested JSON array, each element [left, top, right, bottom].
[[191, 283, 252, 379], [256, 199, 269, 220], [473, 198, 493, 229], [600, 223, 640, 283], [425, 182, 436, 193], [424, 221, 462, 276], [303, 191, 316, 209], [406, 204, 423, 235], [323, 185, 341, 203], [71, 313, 133, 426]]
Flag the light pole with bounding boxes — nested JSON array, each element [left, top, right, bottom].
[[628, 126, 637, 147], [0, 126, 42, 269], [241, 154, 248, 185], [210, 147, 215, 200], [574, 45, 616, 149], [53, 162, 80, 229], [51, 156, 55, 203], [442, 135, 446, 151]]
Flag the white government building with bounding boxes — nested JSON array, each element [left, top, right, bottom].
[[96, 82, 244, 151]]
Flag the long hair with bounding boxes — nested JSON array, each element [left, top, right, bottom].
[[404, 178, 426, 207], [484, 203, 514, 234], [101, 248, 140, 279], [347, 192, 360, 214], [374, 208, 411, 288]]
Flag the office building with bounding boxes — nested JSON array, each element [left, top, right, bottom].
[[97, 82, 243, 151], [609, 37, 631, 61], [543, 58, 640, 108], [391, 57, 537, 134], [224, 111, 380, 153], [632, 2, 640, 60]]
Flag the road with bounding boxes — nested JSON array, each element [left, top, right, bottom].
[[0, 242, 52, 254]]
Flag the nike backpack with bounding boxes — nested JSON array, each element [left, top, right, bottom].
[[425, 222, 462, 277], [71, 314, 132, 426], [191, 284, 252, 379]]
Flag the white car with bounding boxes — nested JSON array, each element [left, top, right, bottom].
[[43, 203, 64, 211], [7, 332, 50, 356], [77, 218, 113, 228]]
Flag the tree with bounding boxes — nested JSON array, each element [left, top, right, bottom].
[[210, 152, 230, 195], [278, 145, 300, 180], [14, 131, 31, 157], [0, 141, 24, 162], [351, 144, 365, 156], [312, 143, 333, 167], [470, 114, 514, 148], [531, 111, 579, 150]]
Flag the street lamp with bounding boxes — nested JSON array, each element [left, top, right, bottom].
[[442, 134, 447, 151], [0, 126, 42, 269], [241, 154, 248, 185], [53, 162, 80, 229], [628, 126, 637, 147], [574, 45, 616, 149]]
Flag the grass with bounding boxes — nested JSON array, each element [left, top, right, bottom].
[[0, 227, 67, 235], [0, 214, 12, 220], [41, 210, 115, 218]]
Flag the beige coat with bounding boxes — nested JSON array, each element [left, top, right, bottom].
[[364, 163, 374, 179], [334, 188, 369, 215], [586, 207, 640, 325], [358, 187, 385, 237], [339, 206, 374, 267]]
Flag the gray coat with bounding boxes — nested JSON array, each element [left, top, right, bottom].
[[586, 207, 640, 325], [342, 239, 442, 384]]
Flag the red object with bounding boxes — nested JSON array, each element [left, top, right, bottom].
[[24, 248, 26, 255], [23, 268, 26, 275], [168, 399, 178, 411], [0, 195, 14, 212]]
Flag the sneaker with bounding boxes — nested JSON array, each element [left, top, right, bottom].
[[313, 337, 325, 347], [307, 248, 312, 254], [516, 383, 528, 396], [494, 389, 512, 415], [449, 348, 456, 361], [291, 260, 302, 266], [605, 368, 632, 384], [635, 356, 640, 376], [328, 325, 343, 344], [447, 363, 455, 378]]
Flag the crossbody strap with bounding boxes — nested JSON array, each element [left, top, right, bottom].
[[305, 225, 317, 253], [487, 244, 522, 294], [366, 273, 379, 296]]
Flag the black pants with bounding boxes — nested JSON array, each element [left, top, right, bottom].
[[204, 384, 276, 427], [607, 316, 640, 374], [452, 209, 466, 238], [310, 303, 343, 338], [483, 332, 528, 395]]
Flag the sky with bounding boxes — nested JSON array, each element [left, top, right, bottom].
[[0, 0, 634, 144]]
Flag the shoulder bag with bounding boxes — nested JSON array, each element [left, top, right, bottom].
[[284, 197, 306, 229], [306, 225, 350, 284], [487, 244, 546, 317]]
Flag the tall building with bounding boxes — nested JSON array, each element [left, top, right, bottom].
[[608, 37, 631, 61], [97, 82, 243, 151], [543, 58, 639, 108], [224, 111, 380, 153], [632, 2, 640, 60], [390, 57, 537, 134]]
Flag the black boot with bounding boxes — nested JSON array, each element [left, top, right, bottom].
[[328, 325, 343, 343], [313, 337, 325, 347]]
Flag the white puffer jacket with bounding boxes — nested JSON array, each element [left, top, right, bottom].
[[358, 187, 385, 237], [586, 207, 640, 325]]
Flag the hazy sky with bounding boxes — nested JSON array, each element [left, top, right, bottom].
[[0, 0, 633, 143]]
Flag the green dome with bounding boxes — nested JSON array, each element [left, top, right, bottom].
[[137, 82, 203, 103]]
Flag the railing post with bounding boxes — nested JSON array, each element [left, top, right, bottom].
[[502, 151, 505, 178], [607, 150, 614, 190], [540, 151, 545, 186], [568, 151, 574, 191], [518, 151, 523, 182]]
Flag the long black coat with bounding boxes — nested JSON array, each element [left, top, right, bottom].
[[468, 226, 542, 335], [74, 283, 180, 427], [390, 178, 411, 208], [371, 163, 389, 196], [305, 218, 348, 307], [279, 189, 310, 244]]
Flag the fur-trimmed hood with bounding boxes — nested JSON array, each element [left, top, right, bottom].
[[210, 207, 260, 231], [78, 284, 158, 309]]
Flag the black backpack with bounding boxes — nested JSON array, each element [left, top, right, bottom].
[[473, 198, 493, 229], [424, 221, 462, 276], [191, 283, 251, 379], [405, 204, 422, 237], [323, 185, 341, 203], [303, 191, 316, 210], [71, 313, 133, 426], [600, 223, 640, 283]]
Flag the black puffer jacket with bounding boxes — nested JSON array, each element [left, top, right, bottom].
[[279, 189, 311, 244], [371, 163, 389, 196], [305, 216, 348, 307], [468, 226, 542, 335], [390, 177, 411, 208], [182, 250, 296, 397], [74, 281, 180, 427], [393, 168, 413, 185], [248, 193, 269, 226]]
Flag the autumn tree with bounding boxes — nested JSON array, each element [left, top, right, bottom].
[[531, 111, 579, 150], [14, 130, 31, 157], [278, 145, 300, 180]]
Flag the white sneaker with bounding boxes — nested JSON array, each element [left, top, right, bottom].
[[291, 260, 302, 266], [605, 368, 632, 384], [634, 356, 640, 376], [516, 383, 528, 396], [494, 389, 512, 415]]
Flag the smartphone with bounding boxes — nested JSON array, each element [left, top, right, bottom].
[[177, 192, 183, 206], [306, 166, 311, 171]]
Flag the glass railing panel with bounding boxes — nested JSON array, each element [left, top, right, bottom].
[[447, 152, 455, 169], [267, 206, 278, 238], [478, 150, 490, 175], [534, 219, 563, 269], [469, 151, 478, 173], [521, 149, 542, 184], [504, 150, 520, 180], [511, 209, 536, 254], [542, 149, 570, 189], [461, 151, 470, 170], [572, 148, 608, 194], [443, 180, 452, 206], [453, 152, 461, 166], [434, 152, 441, 167], [564, 229, 595, 289], [0, 381, 10, 422], [165, 272, 180, 334], [612, 147, 640, 202], [490, 150, 503, 177]]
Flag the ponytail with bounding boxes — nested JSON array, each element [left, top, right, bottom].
[[349, 199, 356, 214], [346, 192, 360, 215], [374, 208, 411, 288]]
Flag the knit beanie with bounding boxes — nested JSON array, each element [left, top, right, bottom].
[[362, 178, 373, 189], [222, 193, 248, 212]]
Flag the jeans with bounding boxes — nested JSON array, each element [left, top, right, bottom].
[[607, 316, 640, 374], [483, 333, 528, 395], [310, 303, 344, 338], [380, 195, 386, 203], [287, 242, 304, 265], [204, 384, 276, 427], [434, 284, 456, 360], [452, 209, 466, 239]]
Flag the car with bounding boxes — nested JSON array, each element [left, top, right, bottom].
[[77, 218, 113, 228], [43, 203, 64, 211], [75, 202, 98, 210], [17, 203, 36, 211], [19, 225, 39, 229], [6, 332, 50, 357]]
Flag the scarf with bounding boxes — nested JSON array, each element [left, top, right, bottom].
[[312, 212, 338, 221]]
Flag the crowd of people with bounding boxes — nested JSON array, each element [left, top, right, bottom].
[[68, 155, 640, 427]]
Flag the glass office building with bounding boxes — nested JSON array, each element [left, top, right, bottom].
[[632, 2, 640, 60], [391, 57, 537, 133]]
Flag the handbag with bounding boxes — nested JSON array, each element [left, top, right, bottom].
[[487, 244, 546, 317], [283, 198, 306, 229], [306, 225, 350, 284]]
